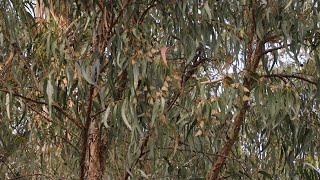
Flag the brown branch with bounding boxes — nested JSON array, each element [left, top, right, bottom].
[[139, 0, 157, 23], [166, 47, 206, 111], [80, 85, 96, 180], [109, 0, 133, 30], [206, 34, 265, 179], [0, 89, 83, 128], [258, 45, 283, 60], [207, 103, 250, 179], [9, 173, 54, 180], [257, 43, 293, 61], [123, 127, 154, 180], [27, 104, 53, 123], [262, 74, 317, 85]]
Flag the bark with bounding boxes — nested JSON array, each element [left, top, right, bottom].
[[79, 1, 112, 178], [79, 86, 107, 180], [83, 119, 102, 179], [80, 86, 98, 180], [206, 96, 250, 180]]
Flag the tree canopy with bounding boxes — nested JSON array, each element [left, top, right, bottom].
[[0, 0, 320, 179]]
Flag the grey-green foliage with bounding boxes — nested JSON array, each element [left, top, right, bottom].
[[0, 0, 319, 179]]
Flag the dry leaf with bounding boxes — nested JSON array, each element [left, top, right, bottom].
[[212, 119, 220, 125], [199, 121, 204, 128], [163, 81, 169, 87], [165, 76, 172, 81], [242, 95, 250, 101], [160, 47, 168, 66], [159, 114, 167, 124], [161, 86, 168, 91], [195, 130, 202, 136], [243, 87, 250, 92], [222, 53, 233, 70], [231, 83, 240, 88]]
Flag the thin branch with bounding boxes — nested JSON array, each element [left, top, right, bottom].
[[1, 160, 16, 178], [262, 74, 317, 85], [123, 127, 154, 180], [259, 45, 283, 58], [27, 104, 53, 123], [26, 104, 79, 139], [200, 77, 224, 84], [257, 43, 292, 60], [9, 173, 54, 180], [79, 86, 96, 180], [55, 135, 80, 154], [139, 0, 157, 23], [109, 0, 133, 30], [12, 44, 41, 91], [0, 89, 83, 128], [166, 47, 206, 111], [207, 38, 265, 179]]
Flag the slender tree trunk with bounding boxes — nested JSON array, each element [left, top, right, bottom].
[[80, 86, 103, 180], [82, 119, 102, 179], [206, 2, 264, 177]]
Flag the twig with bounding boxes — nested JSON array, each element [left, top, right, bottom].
[[139, 0, 157, 23], [200, 77, 224, 84], [123, 127, 154, 180], [27, 104, 53, 123], [166, 47, 206, 111], [262, 74, 316, 85], [0, 89, 83, 128], [9, 173, 53, 180]]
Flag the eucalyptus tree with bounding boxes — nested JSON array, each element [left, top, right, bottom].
[[0, 0, 320, 179]]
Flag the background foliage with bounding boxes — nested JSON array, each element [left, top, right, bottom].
[[0, 0, 320, 179]]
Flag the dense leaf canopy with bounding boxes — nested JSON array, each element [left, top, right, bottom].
[[0, 0, 320, 179]]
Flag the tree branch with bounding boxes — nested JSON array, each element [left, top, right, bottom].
[[262, 73, 316, 85], [9, 173, 54, 180], [166, 47, 206, 111], [80, 85, 96, 180], [200, 77, 224, 84], [207, 38, 265, 179], [123, 127, 154, 179], [0, 89, 83, 128]]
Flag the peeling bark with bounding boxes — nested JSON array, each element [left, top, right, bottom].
[[83, 120, 102, 180]]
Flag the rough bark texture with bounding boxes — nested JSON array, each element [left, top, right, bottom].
[[79, 1, 111, 178], [84, 119, 102, 179], [80, 86, 97, 180]]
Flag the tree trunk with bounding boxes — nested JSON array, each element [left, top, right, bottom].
[[80, 87, 104, 180], [82, 120, 102, 180]]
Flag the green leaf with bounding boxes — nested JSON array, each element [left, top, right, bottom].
[[133, 63, 139, 89], [5, 93, 10, 120], [102, 106, 111, 128], [75, 62, 96, 85], [46, 76, 54, 117], [304, 163, 320, 175], [46, 33, 51, 56], [258, 170, 273, 179], [51, 39, 58, 59], [203, 1, 212, 20], [121, 100, 132, 131], [151, 99, 160, 126]]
